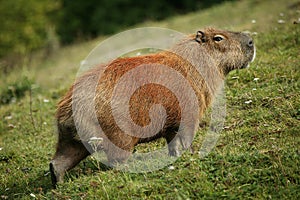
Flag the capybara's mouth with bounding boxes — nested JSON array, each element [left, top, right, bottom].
[[247, 45, 256, 68], [250, 45, 256, 63], [240, 32, 255, 69], [241, 50, 255, 69], [242, 43, 256, 69]]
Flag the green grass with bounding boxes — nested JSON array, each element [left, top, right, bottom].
[[1, 0, 299, 199]]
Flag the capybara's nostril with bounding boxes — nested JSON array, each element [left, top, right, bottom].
[[248, 39, 254, 47]]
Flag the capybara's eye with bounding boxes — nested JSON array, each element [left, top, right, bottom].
[[213, 35, 225, 42]]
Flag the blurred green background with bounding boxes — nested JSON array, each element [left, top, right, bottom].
[[0, 0, 230, 72]]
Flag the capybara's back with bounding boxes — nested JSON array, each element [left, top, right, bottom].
[[50, 28, 255, 187]]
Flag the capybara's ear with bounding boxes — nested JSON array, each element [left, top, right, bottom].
[[195, 31, 206, 43]]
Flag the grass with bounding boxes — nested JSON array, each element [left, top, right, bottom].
[[0, 0, 300, 199]]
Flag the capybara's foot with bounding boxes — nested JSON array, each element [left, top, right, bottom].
[[49, 160, 65, 188], [168, 148, 180, 157], [50, 140, 90, 188], [49, 162, 57, 188], [167, 136, 181, 157]]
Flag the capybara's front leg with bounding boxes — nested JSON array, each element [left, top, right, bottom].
[[166, 130, 195, 157], [50, 139, 90, 188], [167, 136, 181, 157], [104, 131, 138, 166]]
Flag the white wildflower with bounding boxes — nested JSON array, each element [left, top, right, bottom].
[[253, 78, 259, 81], [89, 137, 103, 141], [245, 100, 252, 104], [168, 166, 175, 170], [5, 115, 12, 120], [30, 193, 36, 198], [43, 99, 49, 103]]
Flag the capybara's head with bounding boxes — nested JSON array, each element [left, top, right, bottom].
[[194, 28, 256, 74]]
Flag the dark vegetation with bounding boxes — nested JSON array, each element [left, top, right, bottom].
[[57, 0, 231, 44], [0, 0, 230, 73]]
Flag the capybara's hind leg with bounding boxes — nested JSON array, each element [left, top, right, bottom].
[[50, 139, 90, 187]]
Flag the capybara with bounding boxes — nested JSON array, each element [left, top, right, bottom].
[[50, 28, 255, 187]]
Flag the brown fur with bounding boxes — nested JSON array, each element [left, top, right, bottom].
[[50, 28, 255, 187]]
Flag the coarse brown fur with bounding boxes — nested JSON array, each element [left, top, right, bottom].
[[50, 28, 255, 187]]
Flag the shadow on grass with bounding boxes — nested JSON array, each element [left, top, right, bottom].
[[1, 170, 53, 198], [1, 159, 112, 198], [64, 159, 112, 181]]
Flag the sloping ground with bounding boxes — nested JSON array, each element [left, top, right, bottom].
[[0, 0, 299, 199]]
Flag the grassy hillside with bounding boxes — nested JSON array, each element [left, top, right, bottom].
[[0, 0, 299, 199]]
